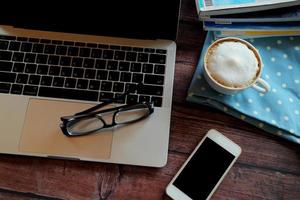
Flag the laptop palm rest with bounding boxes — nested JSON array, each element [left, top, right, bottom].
[[19, 99, 113, 160]]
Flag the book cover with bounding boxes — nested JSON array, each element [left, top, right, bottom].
[[196, 0, 300, 16], [201, 5, 300, 24]]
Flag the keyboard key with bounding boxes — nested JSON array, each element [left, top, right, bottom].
[[37, 65, 49, 75], [154, 64, 165, 74], [49, 66, 61, 76], [88, 80, 100, 90], [20, 42, 32, 52], [113, 82, 124, 92], [0, 40, 9, 50], [121, 46, 132, 51], [72, 68, 84, 78], [126, 94, 138, 104], [12, 52, 24, 62], [48, 55, 60, 65], [32, 43, 44, 53], [0, 83, 11, 93], [96, 70, 108, 80], [137, 53, 149, 62], [110, 45, 120, 50], [87, 43, 97, 48], [125, 83, 137, 92], [9, 41, 21, 51], [24, 53, 36, 63], [101, 81, 112, 91], [56, 46, 67, 55], [149, 54, 166, 64], [130, 63, 141, 72], [17, 37, 28, 42], [25, 64, 37, 74], [156, 49, 167, 54], [132, 73, 143, 83], [51, 40, 62, 45], [120, 72, 131, 82], [83, 58, 95, 68], [63, 41, 74, 46], [95, 59, 106, 69], [67, 47, 79, 56], [138, 84, 163, 96], [98, 44, 109, 49], [75, 42, 85, 47], [91, 49, 102, 58], [106, 61, 118, 70], [23, 85, 38, 96], [99, 92, 114, 101], [76, 79, 88, 89], [114, 51, 125, 60], [0, 61, 13, 72], [133, 47, 143, 52], [108, 71, 120, 81], [60, 56, 71, 66], [151, 96, 163, 107], [79, 48, 91, 57], [0, 72, 16, 83], [13, 63, 25, 73], [114, 93, 126, 104], [144, 48, 155, 53], [119, 61, 130, 71], [29, 38, 39, 43], [44, 45, 56, 54], [10, 84, 23, 94], [125, 52, 137, 61], [28, 75, 41, 85], [0, 51, 12, 61], [36, 54, 48, 64], [144, 74, 164, 85], [40, 39, 51, 44], [60, 67, 72, 77], [40, 76, 53, 86], [0, 35, 16, 40], [64, 78, 76, 88], [16, 74, 29, 84], [139, 95, 150, 103], [84, 69, 96, 79], [53, 77, 64, 87], [102, 50, 114, 59], [71, 57, 83, 67], [39, 86, 99, 101], [142, 64, 153, 73]]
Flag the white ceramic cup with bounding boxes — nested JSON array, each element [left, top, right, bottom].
[[203, 37, 270, 95]]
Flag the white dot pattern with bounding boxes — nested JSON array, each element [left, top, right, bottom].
[[189, 34, 300, 143]]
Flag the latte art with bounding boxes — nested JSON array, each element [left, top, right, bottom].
[[206, 41, 259, 88]]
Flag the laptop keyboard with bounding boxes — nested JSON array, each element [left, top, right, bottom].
[[0, 35, 167, 107]]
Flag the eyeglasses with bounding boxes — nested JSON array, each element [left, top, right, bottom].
[[60, 84, 154, 136]]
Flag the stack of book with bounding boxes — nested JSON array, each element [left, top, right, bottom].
[[195, 0, 300, 39]]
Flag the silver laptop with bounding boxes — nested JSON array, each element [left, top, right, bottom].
[[0, 0, 181, 167]]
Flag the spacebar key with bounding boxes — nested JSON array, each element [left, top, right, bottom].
[[39, 87, 99, 101]]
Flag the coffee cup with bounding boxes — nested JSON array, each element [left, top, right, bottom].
[[203, 37, 270, 95]]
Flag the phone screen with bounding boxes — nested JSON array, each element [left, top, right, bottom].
[[173, 137, 235, 200]]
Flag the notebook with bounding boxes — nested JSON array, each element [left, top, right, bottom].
[[0, 0, 181, 167]]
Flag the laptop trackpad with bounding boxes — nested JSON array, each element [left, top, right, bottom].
[[19, 99, 113, 160]]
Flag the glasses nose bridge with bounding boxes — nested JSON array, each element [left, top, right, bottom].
[[95, 111, 117, 126]]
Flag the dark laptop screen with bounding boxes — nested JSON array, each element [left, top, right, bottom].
[[0, 0, 181, 41]]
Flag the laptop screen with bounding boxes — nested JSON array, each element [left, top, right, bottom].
[[0, 0, 181, 41]]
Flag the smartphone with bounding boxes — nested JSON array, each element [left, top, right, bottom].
[[166, 129, 242, 200]]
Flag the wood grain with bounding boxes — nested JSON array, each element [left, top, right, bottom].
[[1, 0, 300, 199]]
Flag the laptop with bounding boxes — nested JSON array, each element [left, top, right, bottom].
[[0, 0, 181, 167]]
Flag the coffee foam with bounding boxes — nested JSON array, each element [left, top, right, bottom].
[[206, 40, 259, 88]]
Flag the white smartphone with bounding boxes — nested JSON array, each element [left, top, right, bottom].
[[166, 129, 242, 200]]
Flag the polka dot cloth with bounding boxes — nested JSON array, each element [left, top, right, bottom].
[[187, 32, 300, 144]]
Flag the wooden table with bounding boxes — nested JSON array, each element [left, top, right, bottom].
[[1, 0, 300, 199]]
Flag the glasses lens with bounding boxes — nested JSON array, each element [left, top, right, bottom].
[[67, 117, 104, 135], [115, 105, 150, 124]]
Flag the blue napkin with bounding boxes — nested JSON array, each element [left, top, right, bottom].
[[187, 32, 300, 144]]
